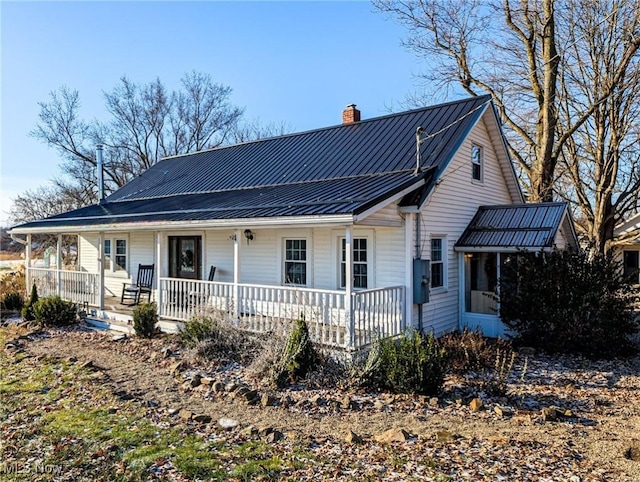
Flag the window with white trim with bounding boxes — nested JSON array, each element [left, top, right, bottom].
[[430, 237, 445, 288], [624, 250, 640, 283], [471, 145, 483, 181], [284, 239, 307, 285], [340, 238, 368, 289], [103, 238, 127, 272]]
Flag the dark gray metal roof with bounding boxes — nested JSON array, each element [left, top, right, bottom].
[[13, 95, 491, 231], [455, 202, 569, 249]]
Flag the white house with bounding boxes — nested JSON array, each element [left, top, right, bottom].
[[10, 96, 577, 349]]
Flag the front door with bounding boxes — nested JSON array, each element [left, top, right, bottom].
[[169, 236, 202, 280]]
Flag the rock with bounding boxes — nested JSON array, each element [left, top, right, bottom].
[[259, 426, 274, 437], [170, 361, 187, 376], [107, 407, 118, 414], [67, 356, 78, 363], [541, 407, 559, 422], [212, 381, 225, 393], [518, 346, 536, 355], [494, 405, 505, 417], [200, 377, 214, 386], [190, 374, 202, 388], [146, 400, 159, 408], [374, 400, 386, 410], [80, 360, 94, 370], [624, 444, 640, 461], [218, 418, 239, 430], [340, 396, 355, 410], [345, 429, 363, 444], [241, 425, 259, 437], [242, 389, 259, 402], [435, 431, 455, 442], [563, 409, 574, 418], [265, 430, 283, 443], [111, 334, 127, 342], [374, 428, 411, 443], [167, 408, 179, 416], [309, 394, 326, 407], [469, 398, 484, 412], [225, 382, 238, 393], [261, 393, 278, 407], [179, 409, 193, 421], [193, 414, 212, 424]]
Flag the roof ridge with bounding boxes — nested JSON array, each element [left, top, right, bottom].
[[160, 95, 493, 161]]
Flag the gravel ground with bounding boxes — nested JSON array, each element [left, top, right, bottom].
[[7, 323, 640, 481]]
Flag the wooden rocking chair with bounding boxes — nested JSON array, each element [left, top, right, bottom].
[[121, 264, 155, 306]]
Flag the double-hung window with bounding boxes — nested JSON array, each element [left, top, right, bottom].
[[284, 239, 307, 285], [430, 237, 445, 289], [471, 145, 483, 182], [103, 238, 127, 272], [340, 238, 368, 289]]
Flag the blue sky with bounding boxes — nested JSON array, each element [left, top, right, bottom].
[[1, 1, 437, 225]]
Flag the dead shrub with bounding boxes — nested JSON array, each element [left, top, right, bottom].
[[438, 328, 513, 375], [181, 311, 260, 366]]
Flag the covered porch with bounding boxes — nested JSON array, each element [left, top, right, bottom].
[[23, 223, 408, 351]]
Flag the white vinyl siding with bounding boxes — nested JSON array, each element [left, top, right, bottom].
[[418, 114, 515, 335]]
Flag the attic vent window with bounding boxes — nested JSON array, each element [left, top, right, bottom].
[[472, 145, 483, 182]]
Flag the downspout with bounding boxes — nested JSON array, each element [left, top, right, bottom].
[[415, 213, 423, 332], [10, 232, 30, 293]]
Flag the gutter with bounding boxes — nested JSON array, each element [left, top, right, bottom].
[[9, 231, 28, 245]]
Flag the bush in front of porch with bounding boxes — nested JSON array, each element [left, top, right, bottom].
[[356, 330, 447, 396], [133, 302, 158, 338], [33, 295, 77, 327]]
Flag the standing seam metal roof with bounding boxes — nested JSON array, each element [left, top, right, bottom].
[[455, 203, 569, 249], [12, 96, 491, 231]]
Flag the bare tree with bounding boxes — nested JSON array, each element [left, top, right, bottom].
[[375, 0, 640, 250], [558, 0, 640, 251], [28, 72, 244, 207], [231, 117, 295, 144]]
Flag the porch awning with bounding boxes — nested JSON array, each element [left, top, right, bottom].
[[454, 202, 575, 251]]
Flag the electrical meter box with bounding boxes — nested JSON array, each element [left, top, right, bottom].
[[413, 258, 430, 304]]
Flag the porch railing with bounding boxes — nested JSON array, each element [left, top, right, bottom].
[[28, 268, 99, 307], [158, 277, 405, 349]]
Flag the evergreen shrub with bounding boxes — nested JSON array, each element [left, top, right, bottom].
[[499, 248, 638, 358], [132, 302, 158, 338], [33, 295, 77, 327]]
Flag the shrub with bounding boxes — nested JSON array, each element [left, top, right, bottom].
[[21, 284, 39, 321], [273, 318, 318, 388], [499, 248, 639, 358], [359, 330, 447, 395], [33, 295, 77, 327], [181, 313, 258, 365], [2, 292, 24, 311], [438, 328, 512, 375], [132, 302, 158, 338], [0, 266, 26, 300]]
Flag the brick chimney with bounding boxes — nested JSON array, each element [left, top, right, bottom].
[[342, 104, 361, 124]]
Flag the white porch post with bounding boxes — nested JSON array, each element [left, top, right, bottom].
[[98, 232, 105, 310], [233, 229, 240, 320], [56, 234, 62, 296], [25, 234, 32, 293], [404, 212, 414, 331], [344, 226, 354, 348], [156, 232, 162, 315]]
